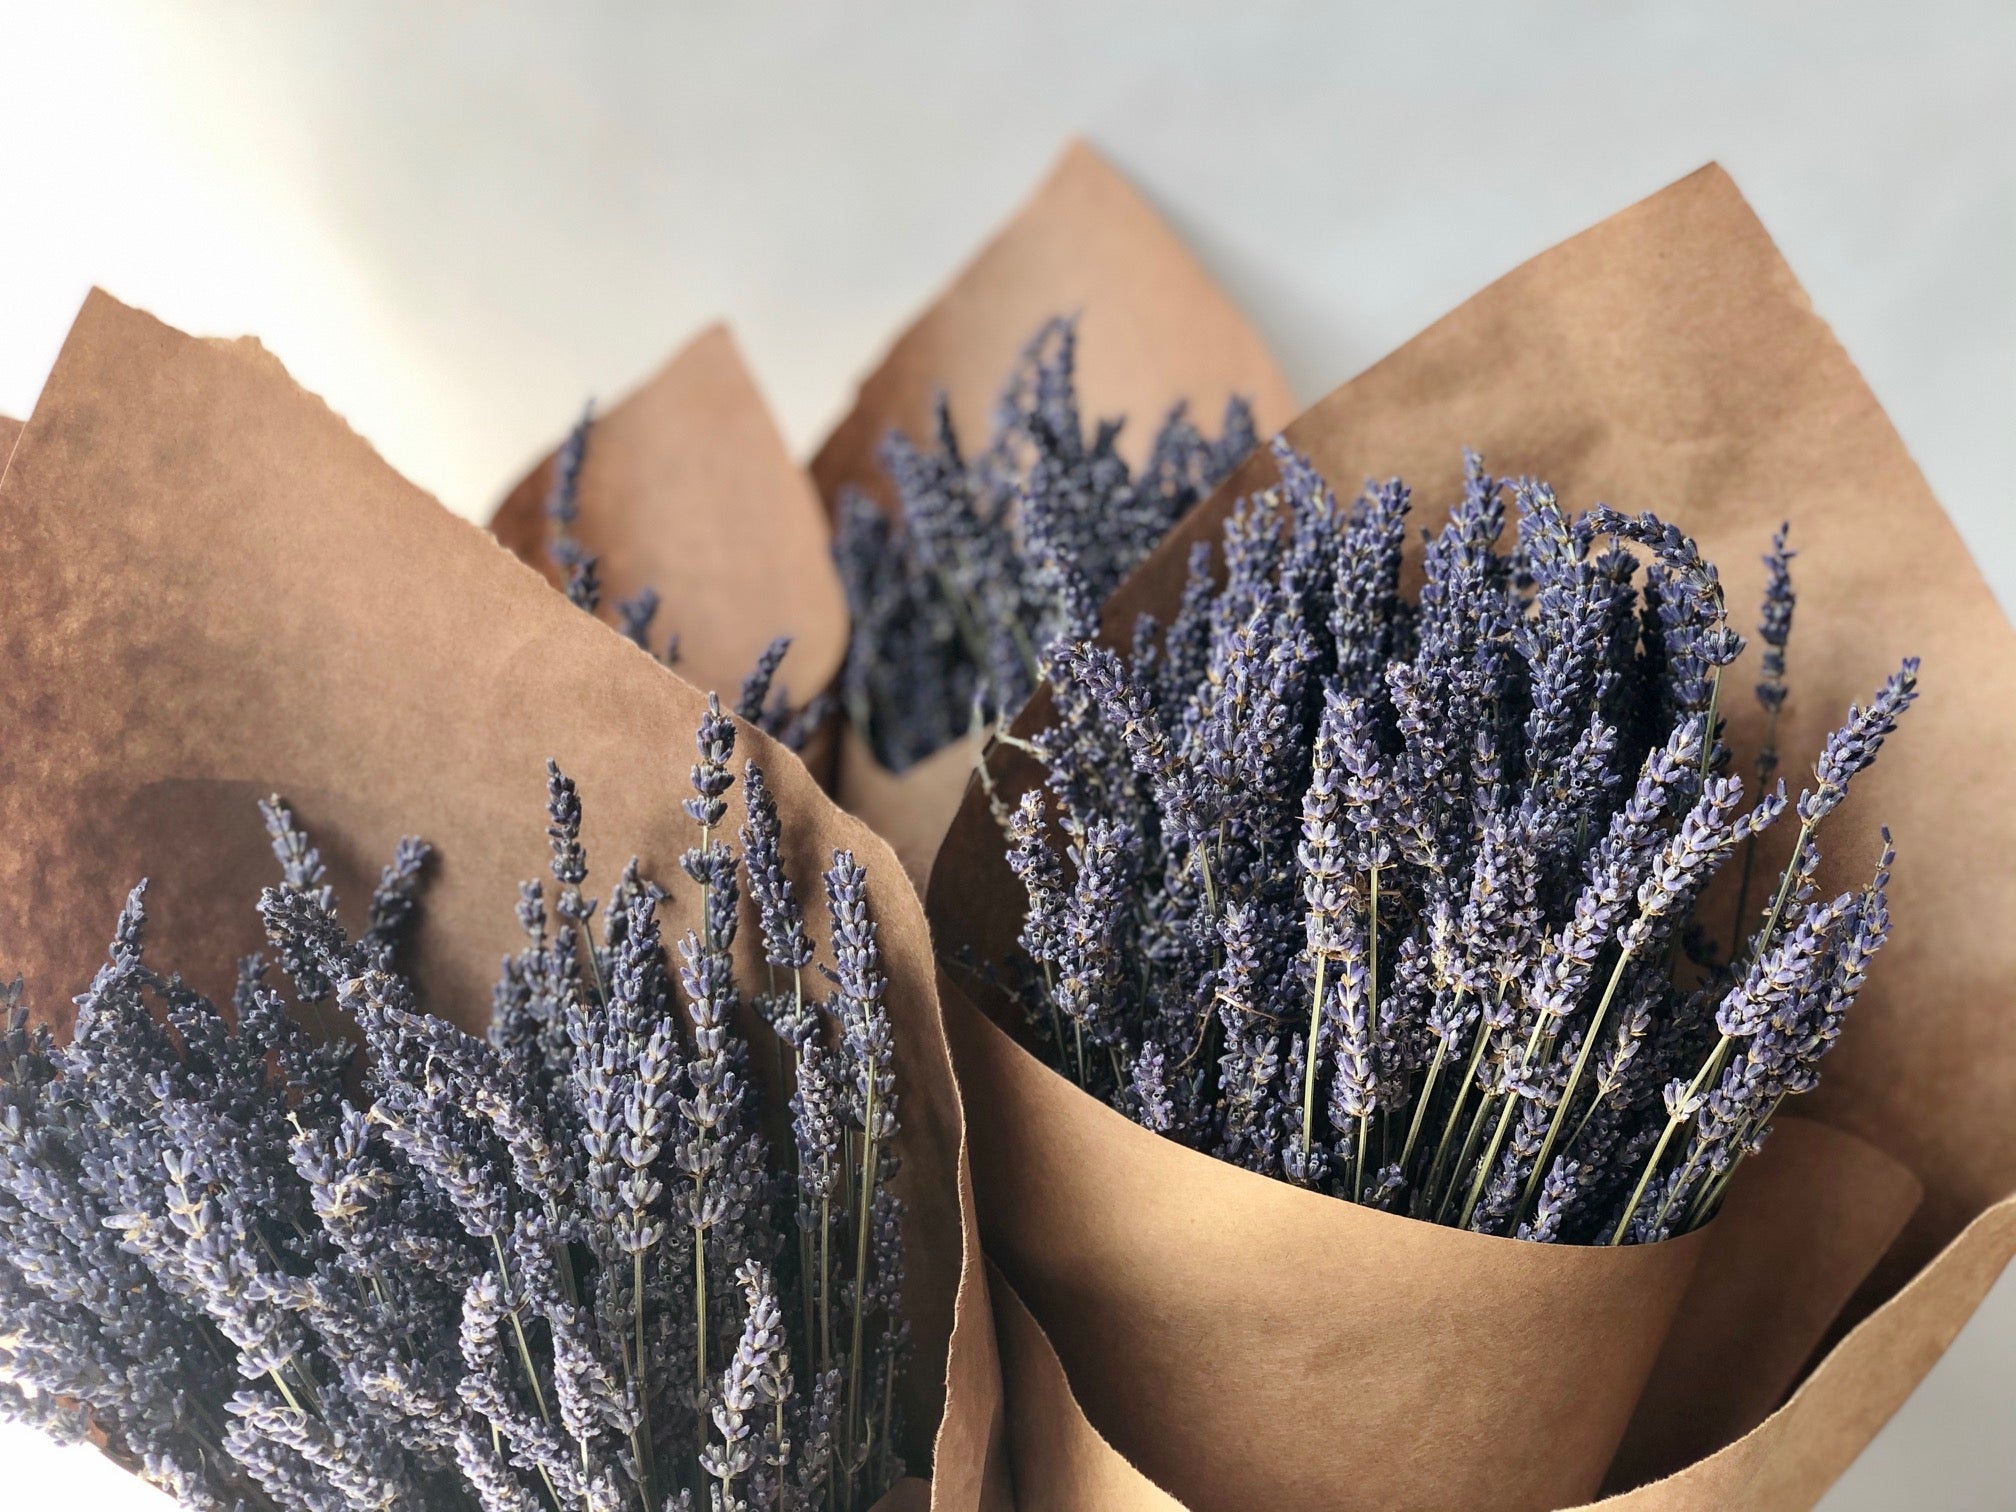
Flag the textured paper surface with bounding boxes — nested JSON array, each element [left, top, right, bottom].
[[809, 139, 1297, 515], [0, 293, 1008, 1510], [490, 322, 850, 714], [1607, 1119, 1922, 1490], [927, 164, 2016, 1509], [837, 726, 984, 889], [987, 1261, 1184, 1512]]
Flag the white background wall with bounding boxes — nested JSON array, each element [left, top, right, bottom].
[[0, 3, 2009, 1507]]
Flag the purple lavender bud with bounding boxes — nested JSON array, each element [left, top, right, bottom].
[[741, 759, 815, 975], [736, 635, 793, 726], [1754, 523, 1796, 729], [1052, 819, 1141, 1058], [1797, 660, 1921, 824], [685, 693, 738, 832], [614, 585, 660, 651], [565, 554, 602, 615]]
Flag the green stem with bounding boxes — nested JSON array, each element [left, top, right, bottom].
[[1362, 866, 1380, 1200], [633, 1250, 656, 1506], [1697, 670, 1722, 788], [1647, 1142, 1710, 1238], [847, 1083, 879, 1466], [819, 1192, 834, 1373], [1457, 1012, 1554, 1228], [1298, 954, 1329, 1165], [1397, 1033, 1449, 1186], [267, 1367, 304, 1417], [1609, 1114, 1683, 1245], [695, 1207, 709, 1397], [492, 1237, 553, 1425], [1751, 817, 1818, 964], [1517, 947, 1636, 1224], [1421, 992, 1500, 1215], [1608, 1032, 1733, 1245]]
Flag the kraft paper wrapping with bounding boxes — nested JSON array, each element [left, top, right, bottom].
[[0, 292, 1009, 1512], [490, 321, 850, 723], [926, 164, 2016, 1509]]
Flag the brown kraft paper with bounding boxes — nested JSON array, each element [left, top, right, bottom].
[[0, 291, 1009, 1512], [975, 1115, 1932, 1512], [926, 164, 2016, 1509], [490, 321, 851, 731]]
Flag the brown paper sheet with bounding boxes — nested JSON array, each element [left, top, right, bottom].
[[809, 139, 1297, 515], [987, 1261, 1185, 1512], [837, 725, 985, 890], [0, 292, 1008, 1511], [1607, 1118, 1922, 1490], [946, 978, 1707, 1512], [968, 1164, 2011, 1512], [0, 411, 20, 459], [489, 322, 850, 715], [926, 164, 2016, 1508]]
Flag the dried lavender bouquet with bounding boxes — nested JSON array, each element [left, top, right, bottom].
[[832, 317, 1258, 772], [0, 702, 907, 1512], [993, 441, 1918, 1247]]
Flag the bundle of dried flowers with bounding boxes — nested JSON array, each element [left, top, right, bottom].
[[993, 441, 1917, 1246], [0, 705, 906, 1512], [832, 317, 1258, 771]]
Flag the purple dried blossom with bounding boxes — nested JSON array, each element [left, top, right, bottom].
[[1798, 659, 1921, 825], [1755, 524, 1796, 725], [835, 316, 1257, 771], [614, 586, 661, 651]]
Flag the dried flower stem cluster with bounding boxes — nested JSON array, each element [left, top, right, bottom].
[[0, 703, 906, 1511], [998, 442, 1917, 1245], [834, 318, 1258, 771]]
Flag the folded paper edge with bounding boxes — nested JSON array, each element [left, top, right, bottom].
[[807, 136, 1297, 510], [988, 1259, 1187, 1511]]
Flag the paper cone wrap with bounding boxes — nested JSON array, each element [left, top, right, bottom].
[[490, 320, 851, 748], [925, 164, 2016, 1509]]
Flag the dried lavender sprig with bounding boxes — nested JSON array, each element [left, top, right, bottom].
[[1731, 525, 1795, 950]]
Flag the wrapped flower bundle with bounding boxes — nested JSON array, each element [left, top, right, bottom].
[[0, 296, 1010, 1511], [923, 166, 2016, 1511], [489, 142, 1295, 881], [2, 733, 911, 1510]]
